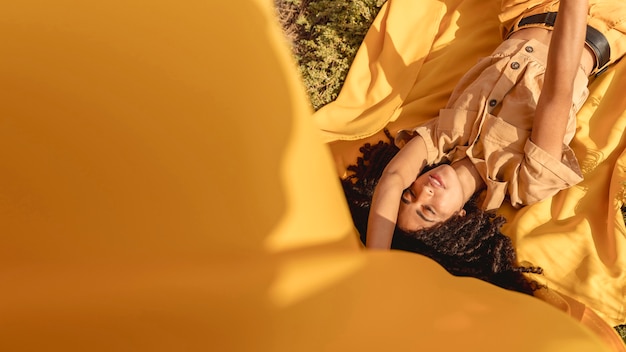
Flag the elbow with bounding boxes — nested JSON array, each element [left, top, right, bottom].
[[378, 169, 412, 192]]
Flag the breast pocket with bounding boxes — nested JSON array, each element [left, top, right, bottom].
[[435, 108, 479, 153], [471, 114, 531, 207]]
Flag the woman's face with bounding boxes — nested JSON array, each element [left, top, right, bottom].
[[397, 164, 466, 231]]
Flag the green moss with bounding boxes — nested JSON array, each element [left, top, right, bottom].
[[275, 0, 385, 110], [617, 324, 626, 343]]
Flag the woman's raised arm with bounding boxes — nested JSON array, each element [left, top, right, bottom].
[[530, 0, 589, 158], [366, 135, 429, 249]]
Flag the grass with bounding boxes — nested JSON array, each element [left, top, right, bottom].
[[273, 0, 626, 343], [274, 0, 386, 110]]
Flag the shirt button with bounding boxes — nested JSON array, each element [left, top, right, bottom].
[[511, 61, 520, 69], [525, 46, 534, 53], [489, 99, 497, 107]]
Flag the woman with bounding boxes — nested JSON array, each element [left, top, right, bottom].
[[362, 0, 624, 249], [340, 0, 587, 286], [340, 0, 624, 294]]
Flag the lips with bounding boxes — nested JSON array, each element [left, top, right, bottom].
[[429, 174, 445, 189]]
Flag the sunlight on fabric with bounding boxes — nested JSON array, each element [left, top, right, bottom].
[[268, 254, 365, 308], [263, 116, 359, 253], [265, 212, 357, 253]]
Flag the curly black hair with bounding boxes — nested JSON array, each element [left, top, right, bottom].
[[340, 130, 543, 296]]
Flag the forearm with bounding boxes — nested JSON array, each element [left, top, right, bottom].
[[546, 0, 588, 88], [365, 135, 429, 249], [366, 173, 405, 249], [531, 0, 588, 158]]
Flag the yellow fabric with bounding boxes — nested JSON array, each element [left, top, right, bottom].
[[535, 288, 626, 351], [0, 0, 621, 351], [314, 0, 626, 327]]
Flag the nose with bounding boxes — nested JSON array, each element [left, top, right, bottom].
[[424, 185, 434, 196]]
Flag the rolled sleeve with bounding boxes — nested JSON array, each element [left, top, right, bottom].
[[515, 139, 584, 206], [395, 119, 441, 166]]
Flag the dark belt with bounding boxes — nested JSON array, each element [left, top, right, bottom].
[[516, 12, 611, 76]]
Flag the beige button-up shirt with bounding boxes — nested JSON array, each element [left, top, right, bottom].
[[397, 38, 587, 210]]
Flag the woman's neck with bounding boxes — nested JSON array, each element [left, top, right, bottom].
[[451, 158, 486, 203]]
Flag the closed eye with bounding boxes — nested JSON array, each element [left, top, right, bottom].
[[401, 188, 436, 223], [401, 188, 411, 204], [424, 205, 436, 216], [416, 209, 435, 223]]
